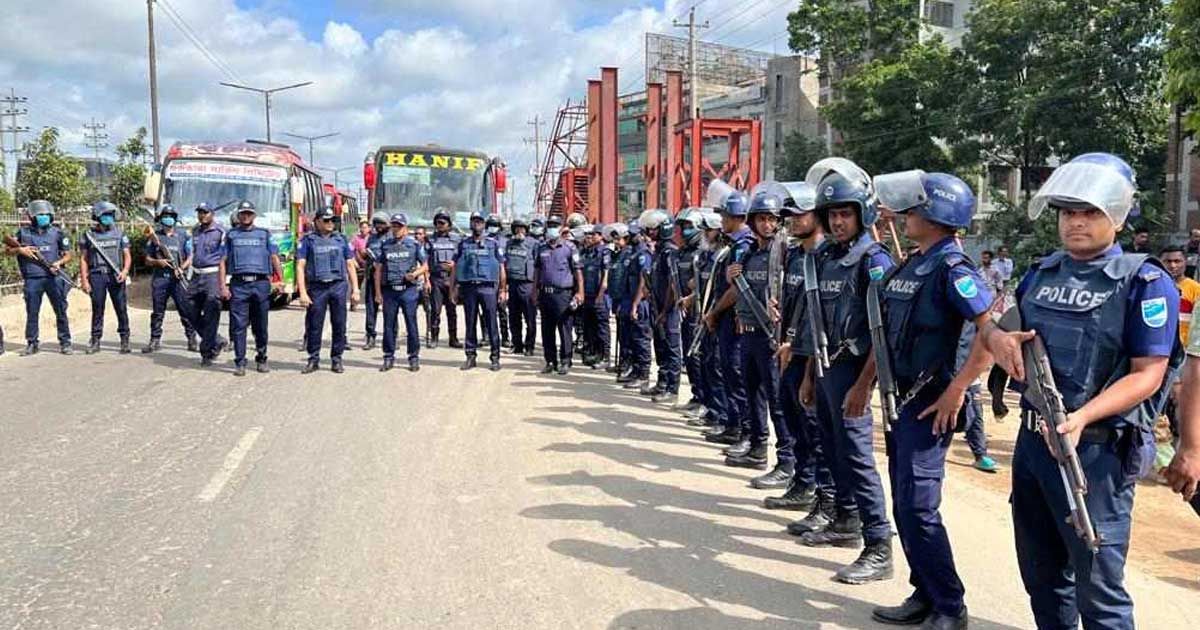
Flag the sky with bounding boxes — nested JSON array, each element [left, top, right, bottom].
[[0, 0, 798, 213]]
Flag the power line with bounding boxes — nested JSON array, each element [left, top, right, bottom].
[[157, 0, 243, 82], [83, 117, 109, 159]]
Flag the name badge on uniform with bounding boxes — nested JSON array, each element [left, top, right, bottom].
[[954, 275, 979, 299], [1141, 297, 1168, 328]]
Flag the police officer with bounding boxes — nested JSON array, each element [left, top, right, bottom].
[[702, 188, 755, 452], [869, 171, 995, 628], [413, 225, 435, 347], [141, 204, 198, 354], [618, 220, 654, 390], [358, 213, 390, 350], [190, 203, 227, 366], [580, 224, 612, 370], [688, 212, 730, 431], [427, 210, 463, 348], [220, 201, 283, 377], [6, 200, 73, 355], [673, 209, 704, 411], [799, 159, 894, 585], [79, 201, 132, 354], [452, 212, 506, 371], [535, 214, 584, 374], [297, 206, 359, 374], [486, 214, 512, 348], [635, 209, 683, 402], [529, 217, 547, 247], [769, 184, 833, 515], [607, 223, 632, 379], [984, 153, 1180, 630], [505, 217, 538, 356], [376, 213, 428, 372]]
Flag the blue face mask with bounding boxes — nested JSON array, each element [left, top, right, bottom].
[[35, 214, 52, 228], [99, 214, 115, 227], [682, 227, 699, 240], [161, 216, 176, 227]]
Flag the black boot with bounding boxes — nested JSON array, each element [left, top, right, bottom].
[[256, 359, 271, 373], [490, 357, 501, 372], [363, 335, 376, 351], [119, 337, 131, 354], [787, 492, 835, 536], [60, 342, 73, 355], [723, 438, 751, 457], [380, 357, 395, 372], [919, 608, 967, 630], [460, 355, 477, 370], [233, 363, 247, 377], [639, 381, 663, 396], [187, 335, 199, 352], [142, 339, 162, 354], [651, 388, 678, 404], [331, 359, 345, 374], [835, 538, 894, 585], [408, 358, 420, 372], [764, 481, 817, 511], [20, 342, 39, 356], [725, 443, 768, 470], [541, 363, 556, 374], [871, 595, 932, 626], [449, 337, 463, 349], [555, 362, 568, 375], [704, 427, 742, 445], [750, 463, 794, 490], [616, 366, 636, 383], [86, 338, 101, 355], [800, 509, 863, 548], [301, 359, 320, 374]]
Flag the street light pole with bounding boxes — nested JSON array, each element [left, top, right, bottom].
[[282, 131, 340, 165], [219, 81, 313, 142], [320, 165, 356, 191]]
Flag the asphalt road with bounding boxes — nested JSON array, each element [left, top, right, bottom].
[[0, 305, 1196, 629]]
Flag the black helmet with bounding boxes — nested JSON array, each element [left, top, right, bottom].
[[157, 204, 179, 222], [433, 210, 452, 224], [29, 199, 55, 217], [236, 200, 257, 214], [511, 217, 529, 230], [91, 201, 119, 221], [486, 214, 502, 228]]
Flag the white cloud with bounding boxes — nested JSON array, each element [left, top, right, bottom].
[[0, 0, 795, 211]]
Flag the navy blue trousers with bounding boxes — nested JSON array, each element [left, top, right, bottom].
[[23, 275, 71, 344], [680, 312, 704, 402], [717, 315, 746, 431], [382, 284, 421, 360], [815, 354, 892, 542], [88, 271, 130, 340], [651, 306, 682, 391], [887, 386, 965, 618], [1011, 426, 1139, 630], [149, 273, 196, 341], [430, 278, 457, 340], [539, 288, 574, 365], [189, 273, 223, 359], [363, 275, 380, 339], [698, 327, 728, 424], [781, 356, 831, 488], [743, 331, 788, 462], [582, 295, 611, 360], [304, 280, 348, 361], [508, 281, 537, 352], [228, 279, 270, 366], [461, 283, 499, 359], [624, 301, 652, 377]]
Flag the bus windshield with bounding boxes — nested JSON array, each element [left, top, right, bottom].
[[375, 152, 487, 225], [163, 160, 290, 231]]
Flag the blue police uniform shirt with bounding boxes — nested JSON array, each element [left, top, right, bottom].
[[713, 226, 754, 308], [297, 232, 353, 282], [608, 247, 630, 304], [537, 240, 580, 289], [1014, 244, 1179, 424], [630, 243, 653, 297], [581, 244, 611, 297], [80, 227, 131, 274], [926, 236, 993, 320], [191, 224, 226, 268], [734, 240, 772, 326], [454, 235, 505, 283], [16, 226, 70, 279]]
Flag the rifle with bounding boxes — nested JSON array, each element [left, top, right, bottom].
[[731, 246, 780, 352], [687, 246, 729, 358], [2, 232, 82, 291], [867, 281, 899, 427], [769, 233, 786, 343], [998, 307, 1101, 553], [803, 251, 830, 378], [82, 230, 127, 285], [136, 216, 189, 292]]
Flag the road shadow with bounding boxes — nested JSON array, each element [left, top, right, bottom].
[[541, 441, 752, 483]]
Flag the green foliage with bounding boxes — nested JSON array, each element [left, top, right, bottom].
[[1167, 0, 1200, 138], [14, 128, 88, 211], [0, 185, 13, 215], [978, 194, 1059, 270], [109, 127, 150, 217], [787, 0, 918, 72], [775, 132, 828, 181]]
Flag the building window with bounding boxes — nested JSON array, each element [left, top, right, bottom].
[[925, 1, 955, 28], [774, 74, 783, 110], [775, 121, 783, 151]]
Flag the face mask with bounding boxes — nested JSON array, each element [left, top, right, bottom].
[[531, 227, 545, 237], [487, 226, 500, 236], [681, 227, 699, 240], [35, 214, 52, 228], [161, 217, 176, 227], [99, 214, 115, 227]]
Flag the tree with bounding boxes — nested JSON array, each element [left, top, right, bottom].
[[0, 185, 13, 215], [14, 127, 88, 211], [109, 127, 150, 216], [774, 132, 828, 181], [1167, 0, 1200, 138], [787, 0, 918, 72]]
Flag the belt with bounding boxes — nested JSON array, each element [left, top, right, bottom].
[[541, 286, 572, 294], [740, 324, 769, 334], [388, 282, 415, 291], [460, 281, 496, 287], [232, 274, 269, 283], [193, 266, 220, 275], [309, 278, 344, 285], [1020, 410, 1121, 444]]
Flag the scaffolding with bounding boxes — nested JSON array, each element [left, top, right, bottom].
[[533, 99, 589, 218], [645, 33, 776, 93]]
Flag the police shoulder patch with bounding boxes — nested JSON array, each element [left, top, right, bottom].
[[1141, 297, 1168, 329], [868, 266, 885, 282], [954, 275, 980, 299]]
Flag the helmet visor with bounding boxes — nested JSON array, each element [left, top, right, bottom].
[[1029, 162, 1136, 225], [874, 170, 928, 213], [705, 179, 737, 209], [779, 181, 817, 212], [805, 157, 872, 190]]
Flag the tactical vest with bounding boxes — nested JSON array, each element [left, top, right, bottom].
[[695, 249, 714, 305], [1020, 251, 1180, 429], [382, 236, 421, 286], [87, 228, 125, 274], [781, 246, 807, 348], [366, 232, 386, 262], [506, 238, 537, 282], [304, 233, 347, 283], [153, 230, 186, 277], [714, 229, 754, 319], [651, 243, 679, 308], [16, 227, 66, 279], [625, 244, 652, 302], [820, 232, 887, 359], [456, 237, 500, 283], [734, 243, 772, 326], [582, 246, 609, 296], [227, 227, 272, 275], [881, 244, 972, 384], [676, 245, 698, 297], [608, 249, 629, 303], [429, 233, 461, 279]]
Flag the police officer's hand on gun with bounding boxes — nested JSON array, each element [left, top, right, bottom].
[[18, 245, 39, 260], [726, 262, 743, 282]]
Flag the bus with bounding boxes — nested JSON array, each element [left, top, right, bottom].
[[143, 140, 324, 306], [321, 183, 362, 236], [362, 145, 506, 229]]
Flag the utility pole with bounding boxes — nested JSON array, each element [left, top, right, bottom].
[[673, 7, 709, 119], [282, 131, 339, 166], [147, 0, 161, 165], [83, 118, 110, 188], [220, 81, 313, 142], [1, 88, 30, 191], [525, 115, 545, 215]]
